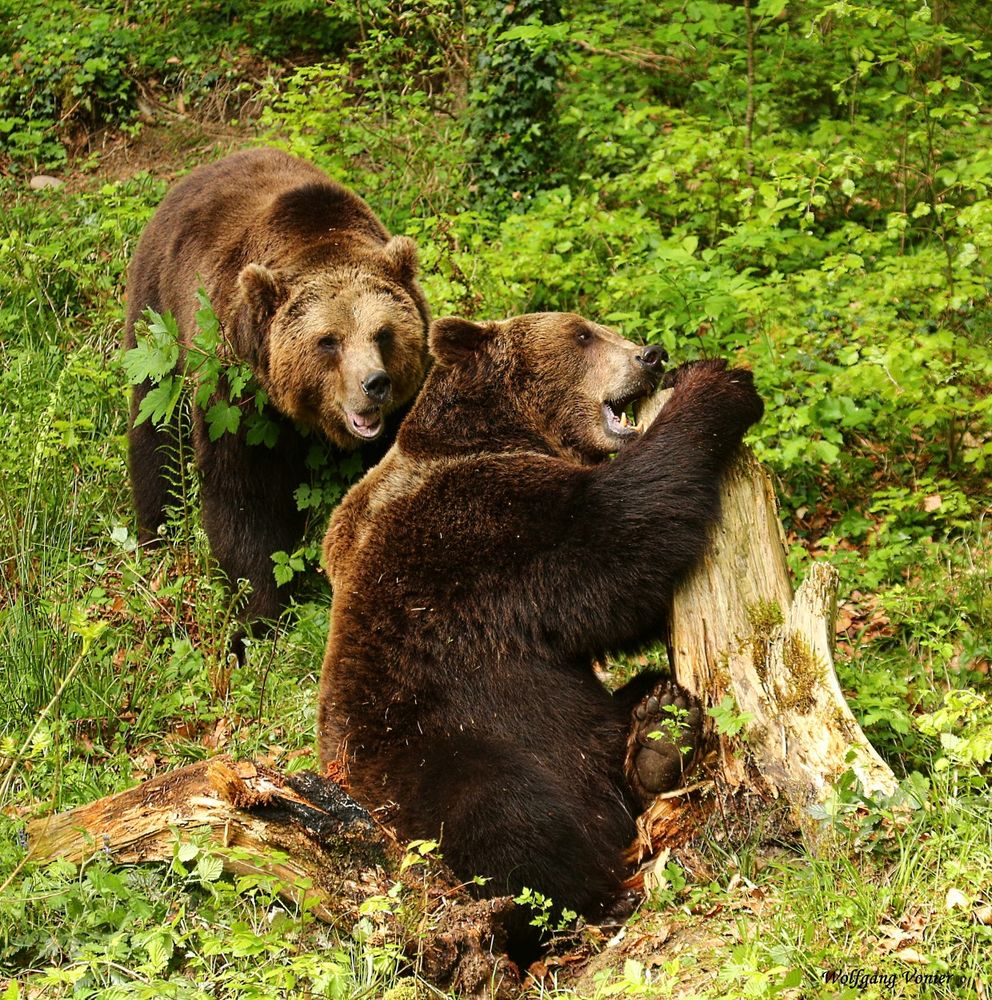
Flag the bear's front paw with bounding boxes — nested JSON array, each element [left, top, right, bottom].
[[664, 360, 763, 431], [624, 680, 701, 809], [721, 367, 764, 429], [659, 357, 727, 390], [729, 371, 764, 430]]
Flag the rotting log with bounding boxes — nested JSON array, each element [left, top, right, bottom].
[[636, 389, 897, 848], [26, 757, 385, 922], [24, 756, 521, 999]]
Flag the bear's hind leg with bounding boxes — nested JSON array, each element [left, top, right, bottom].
[[197, 422, 308, 630], [624, 680, 701, 808], [404, 736, 636, 961]]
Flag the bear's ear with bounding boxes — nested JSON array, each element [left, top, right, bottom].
[[382, 235, 419, 283], [429, 317, 492, 367], [237, 263, 288, 318]]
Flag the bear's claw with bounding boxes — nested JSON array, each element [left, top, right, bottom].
[[625, 679, 701, 808]]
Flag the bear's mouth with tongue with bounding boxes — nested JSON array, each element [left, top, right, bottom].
[[602, 390, 646, 441], [348, 409, 384, 440]]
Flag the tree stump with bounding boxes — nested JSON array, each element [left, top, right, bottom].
[[636, 389, 897, 848]]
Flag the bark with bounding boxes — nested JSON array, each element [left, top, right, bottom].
[[24, 756, 521, 998], [638, 390, 897, 843]]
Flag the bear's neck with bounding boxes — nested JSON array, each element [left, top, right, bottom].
[[399, 369, 553, 460]]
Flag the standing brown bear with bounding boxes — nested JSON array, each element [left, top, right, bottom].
[[317, 312, 763, 956], [125, 147, 430, 629]]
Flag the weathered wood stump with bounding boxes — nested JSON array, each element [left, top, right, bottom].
[[636, 389, 896, 851]]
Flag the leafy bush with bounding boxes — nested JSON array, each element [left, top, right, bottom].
[[467, 0, 566, 206], [0, 844, 404, 997], [0, 0, 361, 170], [0, 0, 138, 167]]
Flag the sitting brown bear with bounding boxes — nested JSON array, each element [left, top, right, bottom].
[[125, 147, 429, 630], [317, 311, 763, 957]]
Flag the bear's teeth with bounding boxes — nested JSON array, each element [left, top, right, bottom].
[[620, 410, 628, 428]]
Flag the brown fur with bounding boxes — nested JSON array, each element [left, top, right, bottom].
[[317, 311, 763, 959], [125, 147, 429, 628]]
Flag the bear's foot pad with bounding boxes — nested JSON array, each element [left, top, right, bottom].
[[625, 680, 701, 808]]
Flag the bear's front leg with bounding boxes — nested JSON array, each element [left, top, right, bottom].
[[128, 382, 183, 545], [197, 416, 309, 629]]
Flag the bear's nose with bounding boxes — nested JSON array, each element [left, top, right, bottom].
[[636, 344, 668, 370], [362, 370, 392, 404]]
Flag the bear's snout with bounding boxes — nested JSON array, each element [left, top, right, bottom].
[[362, 369, 392, 405], [636, 344, 667, 374]]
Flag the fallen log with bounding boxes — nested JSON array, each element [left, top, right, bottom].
[[24, 756, 521, 998], [24, 757, 388, 921]]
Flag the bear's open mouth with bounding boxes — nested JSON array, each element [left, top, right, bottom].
[[347, 409, 384, 440], [602, 392, 645, 439]]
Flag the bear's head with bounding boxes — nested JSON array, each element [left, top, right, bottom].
[[426, 312, 666, 462], [232, 236, 429, 449]]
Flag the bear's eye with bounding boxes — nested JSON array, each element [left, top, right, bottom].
[[318, 335, 340, 353], [576, 328, 593, 345], [374, 326, 393, 349]]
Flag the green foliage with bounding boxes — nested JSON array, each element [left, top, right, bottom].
[[708, 695, 756, 738], [0, 176, 162, 348], [397, 838, 442, 874], [808, 769, 930, 851], [512, 886, 578, 933], [123, 308, 182, 427], [917, 689, 992, 782], [0, 0, 136, 168], [258, 63, 469, 227], [467, 0, 565, 207], [717, 946, 803, 998], [0, 0, 361, 170], [0, 841, 404, 997], [588, 957, 686, 997], [642, 859, 688, 912], [123, 295, 258, 442], [763, 764, 992, 997], [646, 701, 696, 756]]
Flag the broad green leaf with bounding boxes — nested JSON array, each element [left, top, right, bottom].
[[205, 400, 241, 440], [134, 377, 181, 427], [196, 853, 225, 883]]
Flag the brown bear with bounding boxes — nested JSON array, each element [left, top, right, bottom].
[[317, 311, 763, 958], [125, 147, 430, 630]]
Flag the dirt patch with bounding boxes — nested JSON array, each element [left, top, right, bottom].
[[102, 123, 240, 182], [57, 120, 247, 192]]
